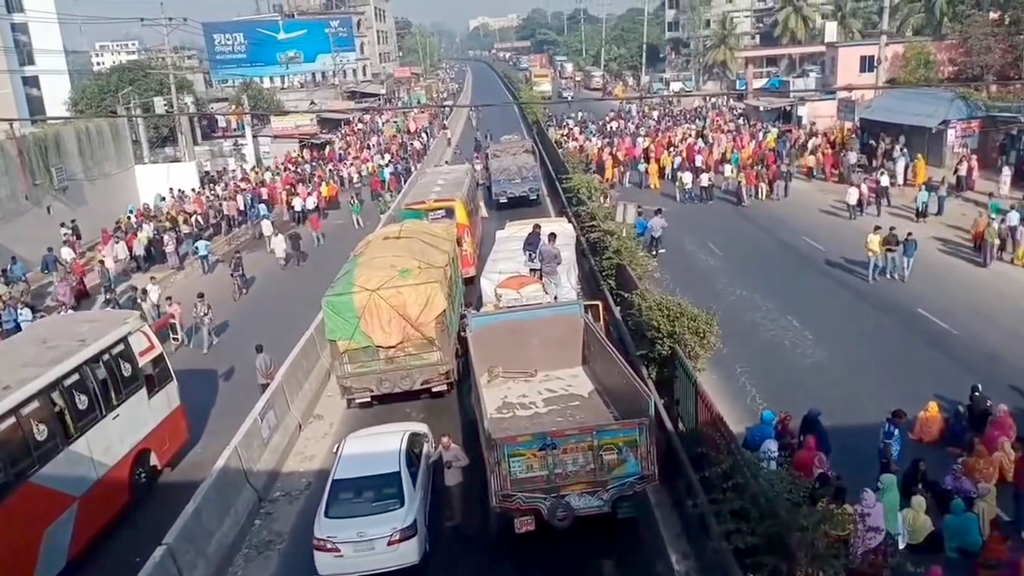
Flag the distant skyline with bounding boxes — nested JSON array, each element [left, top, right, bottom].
[[57, 0, 644, 49]]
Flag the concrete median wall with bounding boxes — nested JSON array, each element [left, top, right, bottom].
[[136, 68, 472, 576]]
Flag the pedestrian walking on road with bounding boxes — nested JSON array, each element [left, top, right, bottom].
[[982, 220, 999, 268], [901, 232, 918, 282], [866, 225, 883, 283], [877, 169, 892, 209], [430, 433, 469, 527], [881, 227, 901, 280], [647, 208, 667, 256], [935, 176, 948, 217], [261, 218, 275, 252], [1006, 205, 1021, 255], [879, 409, 908, 475], [914, 186, 930, 223], [193, 237, 213, 275], [349, 194, 364, 229], [270, 230, 288, 269], [846, 184, 860, 220], [287, 230, 305, 268], [192, 292, 218, 355], [308, 211, 325, 247], [254, 344, 276, 394]]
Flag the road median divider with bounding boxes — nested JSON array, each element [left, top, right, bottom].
[[137, 65, 472, 576]]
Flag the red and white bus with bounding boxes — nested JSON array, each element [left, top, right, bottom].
[[0, 310, 190, 576]]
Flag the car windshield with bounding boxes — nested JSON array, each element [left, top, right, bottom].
[[324, 472, 405, 519]]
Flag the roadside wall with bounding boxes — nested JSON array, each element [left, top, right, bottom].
[[0, 118, 136, 263], [136, 65, 473, 576], [134, 162, 202, 206]]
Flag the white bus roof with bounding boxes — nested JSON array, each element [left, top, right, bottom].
[[480, 217, 580, 308], [0, 311, 146, 412], [403, 164, 475, 206]]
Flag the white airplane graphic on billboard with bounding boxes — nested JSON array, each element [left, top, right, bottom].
[[255, 21, 309, 42]]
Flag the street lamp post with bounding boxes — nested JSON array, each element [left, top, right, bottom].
[[640, 0, 650, 87], [600, 0, 607, 73]]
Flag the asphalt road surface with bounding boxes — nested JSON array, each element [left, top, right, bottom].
[[570, 94, 1024, 492], [232, 59, 670, 576], [62, 68, 476, 576]]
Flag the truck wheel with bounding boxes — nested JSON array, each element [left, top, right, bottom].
[[547, 498, 576, 530]]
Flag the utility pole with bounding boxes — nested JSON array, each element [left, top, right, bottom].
[[640, 0, 650, 87], [600, 0, 607, 73], [876, 0, 891, 86], [563, 12, 568, 36], [577, 0, 586, 61], [147, 2, 194, 161]]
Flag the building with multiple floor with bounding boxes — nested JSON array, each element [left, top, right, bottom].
[[90, 40, 140, 72], [468, 14, 522, 31], [1, 0, 92, 125], [285, 0, 398, 80]]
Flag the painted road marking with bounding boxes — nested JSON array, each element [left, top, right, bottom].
[[917, 308, 959, 335], [706, 241, 723, 256], [802, 236, 826, 251]]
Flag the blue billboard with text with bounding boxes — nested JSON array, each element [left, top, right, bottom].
[[203, 17, 357, 80]]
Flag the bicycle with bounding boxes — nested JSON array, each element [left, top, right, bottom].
[[231, 274, 246, 301]]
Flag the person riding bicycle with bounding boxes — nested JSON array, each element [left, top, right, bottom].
[[229, 250, 247, 294]]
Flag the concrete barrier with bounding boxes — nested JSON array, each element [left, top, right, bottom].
[[160, 449, 259, 576], [136, 66, 473, 576], [136, 546, 182, 576]]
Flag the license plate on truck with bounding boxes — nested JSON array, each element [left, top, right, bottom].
[[514, 515, 536, 534]]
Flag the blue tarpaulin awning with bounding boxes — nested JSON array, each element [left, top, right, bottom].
[[857, 88, 986, 128]]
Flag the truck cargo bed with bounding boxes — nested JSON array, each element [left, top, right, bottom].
[[482, 365, 612, 437]]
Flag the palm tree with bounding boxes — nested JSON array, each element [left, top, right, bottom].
[[829, 0, 866, 40], [893, 0, 952, 35], [773, 0, 820, 45], [703, 13, 740, 87]]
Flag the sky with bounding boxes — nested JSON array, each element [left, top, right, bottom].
[[54, 0, 644, 48]]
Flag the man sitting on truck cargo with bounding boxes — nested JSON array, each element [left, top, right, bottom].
[[523, 223, 542, 279], [538, 232, 563, 301]]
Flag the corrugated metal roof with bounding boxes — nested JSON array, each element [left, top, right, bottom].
[[858, 88, 986, 128]]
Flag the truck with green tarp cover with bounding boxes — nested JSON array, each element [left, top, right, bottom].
[[463, 300, 658, 534], [321, 220, 464, 406]]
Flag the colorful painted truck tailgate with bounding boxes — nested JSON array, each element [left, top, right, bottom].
[[464, 301, 657, 533]]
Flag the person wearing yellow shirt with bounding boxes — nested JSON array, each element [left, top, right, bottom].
[[866, 225, 883, 284]]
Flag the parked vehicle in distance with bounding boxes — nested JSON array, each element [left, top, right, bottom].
[[582, 66, 605, 90], [312, 423, 434, 576], [558, 85, 574, 100]]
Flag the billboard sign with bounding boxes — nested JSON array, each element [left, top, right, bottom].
[[203, 17, 357, 81], [270, 113, 320, 137]]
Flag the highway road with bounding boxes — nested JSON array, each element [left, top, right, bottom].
[[224, 59, 671, 576], [63, 73, 475, 576], [569, 93, 1024, 492]]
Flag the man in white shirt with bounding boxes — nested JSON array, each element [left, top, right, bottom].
[[1007, 204, 1021, 255], [876, 169, 891, 216], [681, 169, 694, 203], [304, 194, 318, 219], [698, 169, 713, 203], [260, 218, 275, 252], [146, 276, 162, 315], [430, 434, 469, 526], [290, 194, 304, 225], [845, 185, 860, 220], [59, 241, 77, 264]]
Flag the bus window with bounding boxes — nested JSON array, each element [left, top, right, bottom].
[[17, 395, 68, 465], [46, 387, 77, 442], [141, 353, 175, 398], [0, 415, 35, 492], [86, 341, 144, 410], [57, 370, 102, 438]]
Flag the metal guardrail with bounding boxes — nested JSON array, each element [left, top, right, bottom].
[[476, 58, 745, 576]]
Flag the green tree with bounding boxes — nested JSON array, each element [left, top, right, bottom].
[[953, 9, 1016, 81], [67, 60, 195, 148], [773, 0, 820, 45], [893, 0, 954, 35], [229, 80, 283, 126], [892, 42, 940, 84], [703, 13, 740, 87], [827, 0, 868, 40]]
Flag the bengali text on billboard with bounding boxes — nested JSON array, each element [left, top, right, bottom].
[[270, 113, 320, 137], [203, 17, 357, 80]]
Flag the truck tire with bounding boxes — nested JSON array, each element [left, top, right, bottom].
[[546, 498, 576, 530]]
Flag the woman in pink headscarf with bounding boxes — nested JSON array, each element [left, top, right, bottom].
[[983, 404, 1017, 454]]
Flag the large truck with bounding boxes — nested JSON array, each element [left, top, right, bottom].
[[582, 66, 605, 91], [479, 217, 580, 309], [463, 300, 658, 534], [530, 67, 553, 98], [528, 53, 550, 70], [321, 220, 464, 406], [486, 135, 543, 206]]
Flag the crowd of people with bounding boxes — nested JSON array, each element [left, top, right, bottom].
[[0, 64, 464, 345], [741, 384, 1024, 575]]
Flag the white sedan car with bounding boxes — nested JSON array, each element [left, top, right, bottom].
[[313, 423, 434, 576]]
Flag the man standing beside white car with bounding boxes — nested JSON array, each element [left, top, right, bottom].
[[430, 434, 469, 527]]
